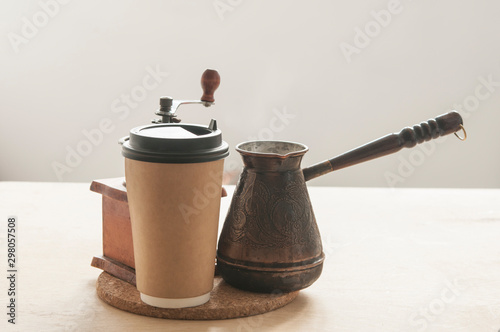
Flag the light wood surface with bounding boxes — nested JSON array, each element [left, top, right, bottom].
[[1, 182, 500, 331]]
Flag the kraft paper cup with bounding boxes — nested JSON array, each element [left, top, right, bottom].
[[125, 158, 224, 308]]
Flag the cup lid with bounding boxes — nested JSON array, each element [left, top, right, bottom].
[[122, 119, 229, 163]]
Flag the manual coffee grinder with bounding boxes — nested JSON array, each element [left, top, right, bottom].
[[90, 69, 226, 283]]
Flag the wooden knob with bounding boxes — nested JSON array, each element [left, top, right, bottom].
[[200, 69, 220, 103]]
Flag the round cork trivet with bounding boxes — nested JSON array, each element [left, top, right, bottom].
[[96, 272, 299, 320]]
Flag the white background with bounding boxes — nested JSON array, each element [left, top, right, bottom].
[[1, 0, 498, 188]]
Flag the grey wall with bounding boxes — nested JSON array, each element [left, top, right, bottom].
[[1, 0, 499, 187]]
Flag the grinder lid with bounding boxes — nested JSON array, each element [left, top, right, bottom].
[[122, 119, 229, 163]]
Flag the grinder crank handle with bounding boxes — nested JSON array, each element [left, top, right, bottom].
[[302, 111, 465, 182], [157, 69, 221, 123]]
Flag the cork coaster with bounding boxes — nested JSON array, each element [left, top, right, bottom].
[[96, 272, 299, 320]]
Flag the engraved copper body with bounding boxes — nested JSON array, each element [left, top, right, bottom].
[[217, 142, 324, 293]]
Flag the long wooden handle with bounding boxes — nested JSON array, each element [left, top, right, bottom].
[[302, 111, 463, 182]]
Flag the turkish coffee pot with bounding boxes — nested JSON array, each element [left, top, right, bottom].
[[216, 111, 466, 293]]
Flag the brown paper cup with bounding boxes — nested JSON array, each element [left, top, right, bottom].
[[125, 158, 224, 308]]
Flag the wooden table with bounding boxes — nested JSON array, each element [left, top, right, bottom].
[[1, 182, 499, 331]]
